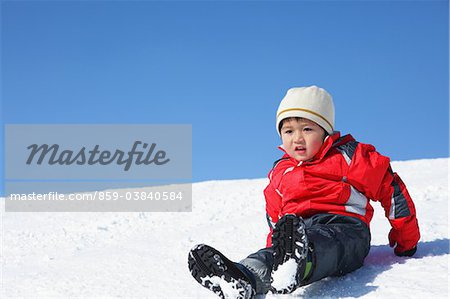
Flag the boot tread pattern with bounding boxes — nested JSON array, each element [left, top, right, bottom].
[[270, 215, 309, 294], [188, 244, 255, 299]]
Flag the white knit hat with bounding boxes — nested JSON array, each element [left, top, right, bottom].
[[276, 85, 335, 135]]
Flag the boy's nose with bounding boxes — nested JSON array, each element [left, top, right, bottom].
[[293, 132, 304, 143]]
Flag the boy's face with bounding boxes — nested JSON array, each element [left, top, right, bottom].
[[280, 118, 326, 162]]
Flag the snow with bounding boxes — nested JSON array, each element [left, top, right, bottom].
[[1, 158, 449, 298], [202, 275, 242, 299], [271, 258, 298, 291]]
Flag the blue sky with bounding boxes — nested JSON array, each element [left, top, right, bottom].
[[1, 0, 448, 195]]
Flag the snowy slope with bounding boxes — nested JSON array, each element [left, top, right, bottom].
[[1, 158, 449, 298]]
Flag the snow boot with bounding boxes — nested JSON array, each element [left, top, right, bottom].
[[188, 244, 256, 299], [270, 214, 312, 294]]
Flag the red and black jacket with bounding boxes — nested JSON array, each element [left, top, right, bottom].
[[264, 132, 420, 251]]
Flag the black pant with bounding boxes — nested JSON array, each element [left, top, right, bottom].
[[238, 213, 371, 294]]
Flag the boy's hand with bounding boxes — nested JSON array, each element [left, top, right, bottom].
[[388, 228, 417, 257], [394, 246, 417, 257]]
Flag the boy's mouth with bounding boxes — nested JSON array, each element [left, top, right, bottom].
[[295, 146, 306, 152]]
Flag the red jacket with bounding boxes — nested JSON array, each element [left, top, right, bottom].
[[264, 132, 420, 252]]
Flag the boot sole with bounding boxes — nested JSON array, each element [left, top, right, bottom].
[[188, 244, 254, 299], [270, 215, 308, 294]]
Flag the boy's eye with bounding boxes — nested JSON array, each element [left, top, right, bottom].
[[303, 127, 312, 131], [283, 129, 293, 134]]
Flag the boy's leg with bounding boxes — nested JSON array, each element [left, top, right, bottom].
[[237, 213, 370, 294], [269, 213, 371, 293], [302, 213, 371, 284], [238, 247, 274, 294]]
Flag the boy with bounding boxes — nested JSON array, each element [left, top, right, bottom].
[[188, 86, 420, 299]]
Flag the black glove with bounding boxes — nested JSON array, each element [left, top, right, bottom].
[[394, 246, 417, 257]]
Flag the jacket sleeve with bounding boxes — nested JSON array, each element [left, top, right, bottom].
[[263, 164, 284, 248], [374, 165, 420, 253], [348, 143, 420, 253]]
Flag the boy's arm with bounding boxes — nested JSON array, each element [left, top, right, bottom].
[[263, 161, 285, 247], [264, 181, 282, 247], [262, 156, 292, 247], [375, 166, 420, 256]]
